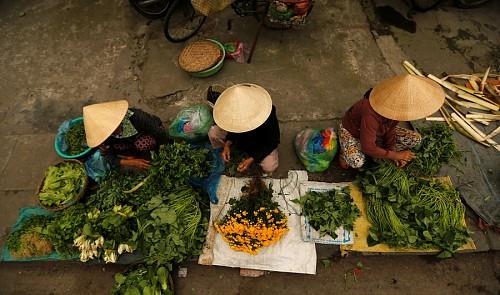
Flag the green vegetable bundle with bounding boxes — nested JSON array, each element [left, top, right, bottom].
[[38, 161, 86, 208], [358, 160, 470, 258], [293, 187, 360, 239], [405, 123, 461, 177], [6, 215, 53, 258], [113, 265, 172, 295], [64, 121, 87, 155]]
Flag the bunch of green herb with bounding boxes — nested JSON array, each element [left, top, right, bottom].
[[6, 215, 53, 258], [134, 186, 207, 268], [134, 143, 211, 195], [64, 121, 87, 155], [357, 160, 471, 258], [112, 265, 172, 295], [44, 204, 88, 257], [38, 162, 86, 208], [405, 123, 461, 177], [86, 171, 147, 210], [293, 187, 360, 239]]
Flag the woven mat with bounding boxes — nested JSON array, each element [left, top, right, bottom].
[[179, 40, 222, 73]]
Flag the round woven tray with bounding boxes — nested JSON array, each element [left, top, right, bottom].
[[37, 159, 88, 212], [178, 40, 223, 73]]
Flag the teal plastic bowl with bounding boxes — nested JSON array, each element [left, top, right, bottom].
[[54, 117, 92, 159], [191, 39, 226, 78]]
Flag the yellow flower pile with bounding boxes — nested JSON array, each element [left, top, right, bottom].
[[215, 179, 289, 255]]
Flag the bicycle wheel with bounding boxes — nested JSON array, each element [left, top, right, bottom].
[[129, 0, 170, 19], [411, 0, 441, 11], [164, 0, 206, 43], [454, 0, 490, 8]]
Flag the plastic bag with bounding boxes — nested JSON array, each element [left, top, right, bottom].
[[224, 41, 248, 64], [169, 104, 214, 142], [189, 144, 225, 204], [294, 127, 338, 172], [85, 150, 110, 183]]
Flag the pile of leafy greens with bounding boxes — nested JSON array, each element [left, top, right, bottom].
[[293, 187, 360, 239], [357, 160, 470, 258], [7, 142, 213, 292], [112, 265, 172, 295], [38, 161, 86, 208], [405, 123, 462, 177], [64, 121, 87, 155]]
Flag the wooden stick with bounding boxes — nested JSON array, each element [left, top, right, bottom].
[[458, 93, 499, 111], [481, 67, 490, 92], [465, 114, 500, 120], [483, 126, 500, 141], [402, 61, 424, 77], [469, 79, 479, 91], [451, 113, 484, 142]]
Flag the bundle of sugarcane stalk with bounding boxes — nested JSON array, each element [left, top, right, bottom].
[[402, 60, 500, 151]]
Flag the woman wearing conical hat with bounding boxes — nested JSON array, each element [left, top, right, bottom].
[[339, 74, 445, 169], [83, 100, 169, 170], [208, 83, 280, 174]]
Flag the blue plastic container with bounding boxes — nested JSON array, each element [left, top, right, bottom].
[[54, 117, 92, 159]]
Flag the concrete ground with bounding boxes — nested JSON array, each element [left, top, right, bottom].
[[0, 0, 499, 294]]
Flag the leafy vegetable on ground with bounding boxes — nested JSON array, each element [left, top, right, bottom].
[[357, 160, 471, 258], [215, 178, 288, 255], [44, 203, 88, 257], [405, 123, 461, 177], [64, 121, 87, 155], [293, 187, 360, 239], [112, 265, 173, 295], [135, 186, 207, 267], [38, 161, 86, 208], [6, 215, 53, 258]]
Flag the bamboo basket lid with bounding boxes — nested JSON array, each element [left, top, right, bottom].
[[178, 40, 223, 73]]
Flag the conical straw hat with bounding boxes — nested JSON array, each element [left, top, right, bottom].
[[369, 74, 445, 121], [213, 83, 272, 133], [83, 100, 129, 147]]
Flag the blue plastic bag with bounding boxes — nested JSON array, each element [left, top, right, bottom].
[[188, 145, 224, 204], [85, 150, 110, 183]]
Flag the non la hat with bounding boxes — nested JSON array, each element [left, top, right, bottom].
[[213, 83, 273, 133], [369, 74, 445, 121], [83, 100, 129, 148]]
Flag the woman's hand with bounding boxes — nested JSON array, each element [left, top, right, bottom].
[[221, 141, 232, 162], [237, 157, 254, 172], [392, 150, 415, 162], [120, 157, 151, 169]]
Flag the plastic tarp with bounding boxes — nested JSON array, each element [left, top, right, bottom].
[[199, 171, 317, 275]]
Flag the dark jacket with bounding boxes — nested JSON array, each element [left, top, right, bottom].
[[100, 108, 169, 168], [227, 106, 280, 163]]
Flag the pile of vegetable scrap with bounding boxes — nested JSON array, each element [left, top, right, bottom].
[[112, 265, 173, 295], [64, 121, 87, 155], [38, 161, 86, 209], [293, 187, 360, 239], [357, 160, 471, 258], [403, 60, 500, 151], [215, 178, 289, 255], [6, 215, 53, 258]]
